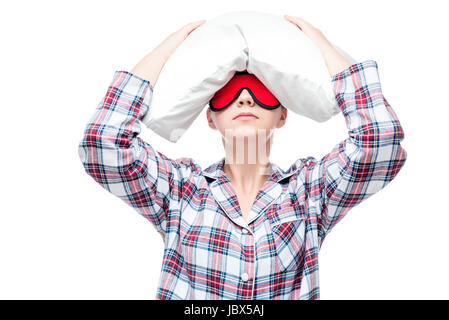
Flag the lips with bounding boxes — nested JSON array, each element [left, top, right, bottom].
[[233, 112, 258, 120]]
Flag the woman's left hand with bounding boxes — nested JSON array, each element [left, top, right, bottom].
[[284, 14, 352, 77], [283, 15, 334, 54]]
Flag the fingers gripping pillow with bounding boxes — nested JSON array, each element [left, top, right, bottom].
[[141, 10, 357, 143]]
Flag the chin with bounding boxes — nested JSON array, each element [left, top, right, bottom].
[[225, 125, 260, 137]]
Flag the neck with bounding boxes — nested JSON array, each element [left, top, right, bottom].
[[221, 134, 273, 192]]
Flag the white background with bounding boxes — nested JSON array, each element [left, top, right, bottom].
[[1, 0, 447, 299]]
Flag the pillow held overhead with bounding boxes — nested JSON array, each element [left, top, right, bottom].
[[141, 10, 357, 143]]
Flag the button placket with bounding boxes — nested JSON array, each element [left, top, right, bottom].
[[240, 227, 254, 299]]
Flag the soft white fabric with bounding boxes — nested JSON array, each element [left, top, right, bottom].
[[141, 10, 357, 143]]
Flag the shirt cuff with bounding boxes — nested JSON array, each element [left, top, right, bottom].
[[113, 70, 154, 92], [331, 59, 379, 84], [109, 70, 154, 118]]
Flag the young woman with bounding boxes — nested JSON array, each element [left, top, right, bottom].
[[78, 16, 407, 300]]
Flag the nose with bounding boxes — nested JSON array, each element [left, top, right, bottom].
[[236, 89, 255, 107]]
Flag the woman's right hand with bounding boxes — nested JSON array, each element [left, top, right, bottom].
[[130, 20, 206, 87]]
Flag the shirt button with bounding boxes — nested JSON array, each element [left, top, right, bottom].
[[242, 229, 248, 234], [241, 273, 249, 282]]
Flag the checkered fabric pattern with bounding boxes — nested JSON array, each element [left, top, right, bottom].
[[78, 60, 407, 299]]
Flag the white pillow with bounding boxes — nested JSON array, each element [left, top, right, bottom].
[[141, 10, 357, 143]]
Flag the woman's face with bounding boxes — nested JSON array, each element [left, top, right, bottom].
[[206, 88, 287, 139]]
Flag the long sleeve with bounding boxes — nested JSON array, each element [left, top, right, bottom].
[[304, 60, 407, 246], [78, 71, 195, 240]]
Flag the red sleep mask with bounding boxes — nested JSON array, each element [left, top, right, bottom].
[[209, 71, 281, 111]]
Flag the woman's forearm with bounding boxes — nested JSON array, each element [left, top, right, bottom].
[[321, 47, 353, 78], [283, 15, 353, 78], [129, 20, 206, 87], [130, 51, 167, 88]]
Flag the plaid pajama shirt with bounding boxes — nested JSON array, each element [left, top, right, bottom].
[[78, 59, 407, 299]]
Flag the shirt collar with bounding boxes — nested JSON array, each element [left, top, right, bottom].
[[202, 156, 304, 183], [202, 156, 307, 228]]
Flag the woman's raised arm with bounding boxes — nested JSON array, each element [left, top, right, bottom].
[[285, 15, 407, 245], [77, 20, 206, 240], [305, 60, 407, 245]]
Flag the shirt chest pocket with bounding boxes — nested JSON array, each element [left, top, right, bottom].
[[180, 217, 241, 276], [268, 202, 307, 272]]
